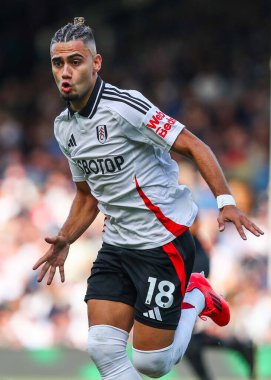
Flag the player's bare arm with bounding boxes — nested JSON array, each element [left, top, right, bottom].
[[172, 128, 264, 240], [32, 181, 99, 284]]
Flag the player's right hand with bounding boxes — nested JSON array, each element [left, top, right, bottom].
[[32, 235, 70, 285]]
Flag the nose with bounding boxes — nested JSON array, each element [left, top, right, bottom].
[[62, 63, 72, 78]]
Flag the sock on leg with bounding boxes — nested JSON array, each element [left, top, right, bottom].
[[172, 306, 198, 364], [183, 288, 205, 315], [88, 325, 142, 380], [171, 288, 205, 365]]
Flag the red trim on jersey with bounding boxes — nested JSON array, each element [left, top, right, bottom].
[[181, 302, 195, 309], [162, 241, 186, 299], [102, 216, 108, 233], [135, 176, 188, 237]]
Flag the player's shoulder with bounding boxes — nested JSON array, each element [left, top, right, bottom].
[[101, 82, 154, 124], [53, 108, 70, 139], [104, 82, 150, 102], [54, 108, 69, 124], [54, 108, 70, 128]]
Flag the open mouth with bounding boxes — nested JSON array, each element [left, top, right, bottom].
[[62, 82, 72, 92]]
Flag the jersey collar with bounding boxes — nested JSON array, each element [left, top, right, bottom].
[[68, 75, 105, 119]]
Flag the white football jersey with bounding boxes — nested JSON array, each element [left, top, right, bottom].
[[54, 76, 198, 249]]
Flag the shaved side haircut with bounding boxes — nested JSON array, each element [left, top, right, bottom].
[[51, 17, 97, 54]]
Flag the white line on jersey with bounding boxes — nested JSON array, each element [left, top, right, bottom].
[[103, 87, 151, 110]]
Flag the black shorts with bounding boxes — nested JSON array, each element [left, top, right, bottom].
[[84, 230, 195, 330]]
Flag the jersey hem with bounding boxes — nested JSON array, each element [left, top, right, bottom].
[[72, 176, 87, 182], [135, 315, 177, 330], [102, 229, 188, 250], [166, 123, 185, 150]]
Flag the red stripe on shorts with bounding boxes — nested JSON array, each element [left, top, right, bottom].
[[162, 241, 186, 300], [135, 176, 188, 237]]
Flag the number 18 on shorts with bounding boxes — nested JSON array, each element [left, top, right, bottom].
[[85, 231, 195, 330]]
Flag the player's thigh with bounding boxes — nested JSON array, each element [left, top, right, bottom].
[[133, 320, 175, 350], [84, 243, 137, 333], [87, 299, 134, 333]]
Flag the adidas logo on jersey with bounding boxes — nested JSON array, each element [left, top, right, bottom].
[[143, 307, 162, 321], [68, 134, 77, 147]]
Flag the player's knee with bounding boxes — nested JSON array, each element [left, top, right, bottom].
[[88, 325, 128, 366], [133, 346, 173, 378], [88, 326, 112, 364]]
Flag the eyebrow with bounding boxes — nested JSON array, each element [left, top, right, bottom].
[[51, 53, 85, 62]]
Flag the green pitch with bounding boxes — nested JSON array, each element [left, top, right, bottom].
[[0, 374, 183, 380], [0, 377, 258, 380], [0, 378, 185, 380]]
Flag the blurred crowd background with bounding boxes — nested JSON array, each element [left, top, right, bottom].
[[0, 0, 270, 355]]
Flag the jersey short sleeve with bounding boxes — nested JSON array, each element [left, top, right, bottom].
[[54, 113, 87, 182], [140, 106, 185, 151], [58, 141, 87, 182], [115, 89, 185, 151], [64, 147, 87, 182]]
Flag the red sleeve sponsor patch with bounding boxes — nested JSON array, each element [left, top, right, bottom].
[[146, 110, 176, 138]]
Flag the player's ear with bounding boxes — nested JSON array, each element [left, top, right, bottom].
[[93, 54, 102, 73]]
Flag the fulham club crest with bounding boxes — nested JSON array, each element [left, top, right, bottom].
[[96, 125, 108, 144]]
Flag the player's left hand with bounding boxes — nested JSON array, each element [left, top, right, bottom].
[[217, 205, 264, 240]]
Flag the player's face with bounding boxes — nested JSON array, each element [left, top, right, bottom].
[[51, 40, 102, 111]]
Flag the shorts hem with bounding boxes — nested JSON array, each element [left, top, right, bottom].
[[135, 315, 177, 330], [84, 295, 134, 307]]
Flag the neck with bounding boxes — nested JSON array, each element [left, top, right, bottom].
[[70, 75, 97, 112]]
